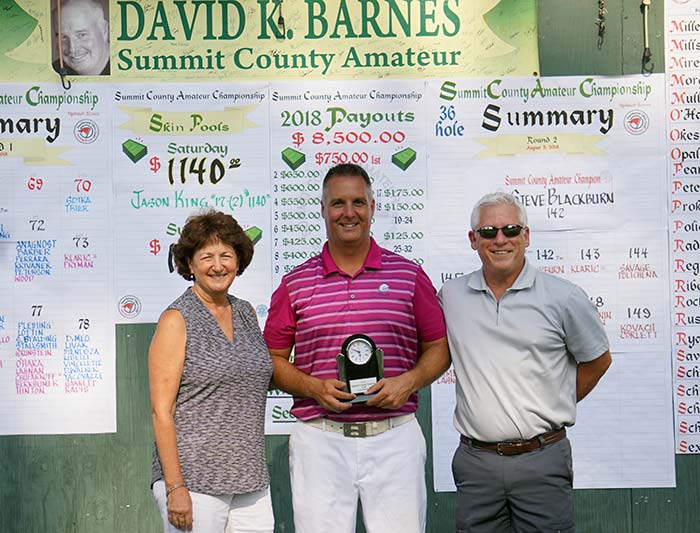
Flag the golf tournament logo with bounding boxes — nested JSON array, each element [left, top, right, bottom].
[[74, 119, 99, 144]]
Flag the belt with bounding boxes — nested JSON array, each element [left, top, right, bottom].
[[304, 413, 415, 438], [460, 428, 566, 456]]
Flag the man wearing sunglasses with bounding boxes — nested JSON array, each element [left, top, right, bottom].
[[438, 192, 612, 533]]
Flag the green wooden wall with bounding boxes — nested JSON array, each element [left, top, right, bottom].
[[2, 2, 685, 532]]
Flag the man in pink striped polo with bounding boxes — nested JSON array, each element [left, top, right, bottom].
[[264, 163, 449, 533]]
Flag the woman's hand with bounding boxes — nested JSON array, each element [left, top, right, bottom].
[[167, 486, 193, 531]]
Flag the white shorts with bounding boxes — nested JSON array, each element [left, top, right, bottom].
[[152, 481, 274, 533]]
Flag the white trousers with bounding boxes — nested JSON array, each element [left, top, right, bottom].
[[289, 417, 427, 533], [152, 481, 274, 533]]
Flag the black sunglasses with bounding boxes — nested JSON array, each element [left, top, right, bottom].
[[475, 224, 524, 239]]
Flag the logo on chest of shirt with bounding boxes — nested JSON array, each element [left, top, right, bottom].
[[378, 283, 390, 293]]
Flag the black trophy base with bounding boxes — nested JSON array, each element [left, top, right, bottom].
[[347, 392, 377, 404]]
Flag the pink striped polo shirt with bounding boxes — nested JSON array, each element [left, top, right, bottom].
[[264, 238, 446, 422]]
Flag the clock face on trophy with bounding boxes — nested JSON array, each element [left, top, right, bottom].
[[337, 333, 384, 404], [346, 335, 373, 365]]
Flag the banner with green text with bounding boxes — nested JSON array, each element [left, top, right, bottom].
[[1, 0, 539, 82]]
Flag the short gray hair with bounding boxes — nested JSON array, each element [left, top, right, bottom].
[[470, 192, 528, 230]]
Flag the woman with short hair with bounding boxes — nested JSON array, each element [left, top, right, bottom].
[[149, 210, 274, 532]]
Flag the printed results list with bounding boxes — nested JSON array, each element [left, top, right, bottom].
[[0, 84, 115, 434], [667, 1, 700, 454]]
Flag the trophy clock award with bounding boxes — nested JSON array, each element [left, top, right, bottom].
[[337, 333, 384, 403]]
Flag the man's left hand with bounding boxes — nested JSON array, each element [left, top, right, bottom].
[[365, 374, 417, 410]]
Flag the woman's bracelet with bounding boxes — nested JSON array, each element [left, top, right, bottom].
[[166, 482, 186, 497]]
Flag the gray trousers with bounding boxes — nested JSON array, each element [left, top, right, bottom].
[[452, 437, 575, 533]]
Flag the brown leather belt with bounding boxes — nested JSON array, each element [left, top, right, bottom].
[[460, 428, 566, 456]]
